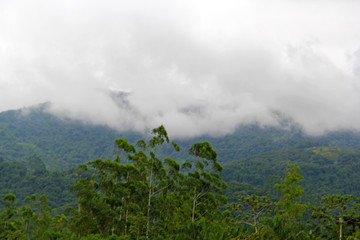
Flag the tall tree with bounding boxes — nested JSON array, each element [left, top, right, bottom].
[[313, 194, 356, 240], [0, 193, 20, 239], [274, 164, 307, 239], [183, 141, 227, 223], [71, 125, 183, 239], [231, 194, 274, 233]]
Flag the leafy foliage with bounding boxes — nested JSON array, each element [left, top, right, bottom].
[[0, 155, 76, 212], [3, 105, 360, 172], [222, 147, 360, 200], [3, 106, 360, 239], [0, 104, 140, 170], [66, 126, 229, 239]]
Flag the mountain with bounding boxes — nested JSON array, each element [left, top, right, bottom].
[[3, 105, 360, 239], [2, 104, 360, 210], [221, 146, 360, 203], [0, 155, 76, 212], [1, 104, 360, 171], [0, 104, 141, 170]]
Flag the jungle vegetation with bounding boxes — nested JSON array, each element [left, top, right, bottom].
[[2, 125, 360, 239]]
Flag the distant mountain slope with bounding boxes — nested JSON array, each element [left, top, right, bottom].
[[1, 104, 360, 171], [0, 155, 76, 213], [0, 105, 141, 170], [2, 105, 360, 210], [176, 124, 305, 161], [221, 146, 360, 200]]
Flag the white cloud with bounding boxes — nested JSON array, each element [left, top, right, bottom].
[[1, 0, 360, 137]]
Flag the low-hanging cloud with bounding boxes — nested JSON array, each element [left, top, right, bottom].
[[1, 0, 360, 138]]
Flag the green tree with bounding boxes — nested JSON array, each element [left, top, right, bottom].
[[32, 195, 53, 239], [69, 126, 231, 239], [313, 194, 356, 240], [231, 194, 274, 233], [0, 193, 21, 239], [116, 125, 181, 238], [183, 141, 227, 223], [273, 164, 308, 240], [70, 125, 183, 239]]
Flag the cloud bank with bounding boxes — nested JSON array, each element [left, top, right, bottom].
[[1, 0, 360, 138]]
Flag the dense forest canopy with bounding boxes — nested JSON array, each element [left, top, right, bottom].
[[2, 108, 360, 239], [2, 105, 360, 170]]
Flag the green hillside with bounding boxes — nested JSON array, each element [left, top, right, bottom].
[[3, 104, 360, 172], [0, 104, 141, 170], [2, 104, 360, 210], [1, 113, 360, 239], [0, 155, 76, 213], [222, 146, 360, 201], [2, 125, 360, 239]]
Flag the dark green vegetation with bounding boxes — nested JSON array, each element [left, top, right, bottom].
[[2, 104, 360, 170], [2, 136, 360, 239], [222, 146, 360, 202], [1, 126, 233, 239], [2, 106, 360, 239], [0, 104, 140, 170], [0, 155, 76, 213]]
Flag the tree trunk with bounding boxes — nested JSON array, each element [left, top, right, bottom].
[[192, 188, 197, 222], [146, 169, 153, 239], [339, 217, 343, 240], [254, 215, 258, 233], [125, 208, 128, 235]]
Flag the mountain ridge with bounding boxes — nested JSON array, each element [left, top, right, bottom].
[[1, 104, 360, 171]]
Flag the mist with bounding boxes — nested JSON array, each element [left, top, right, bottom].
[[1, 0, 360, 138]]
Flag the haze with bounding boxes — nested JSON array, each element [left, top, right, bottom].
[[1, 0, 360, 138]]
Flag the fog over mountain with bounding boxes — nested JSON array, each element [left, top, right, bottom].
[[1, 0, 360, 138]]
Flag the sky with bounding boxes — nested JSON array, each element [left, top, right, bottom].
[[0, 0, 360, 138]]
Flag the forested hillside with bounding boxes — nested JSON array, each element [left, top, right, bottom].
[[2, 126, 360, 239], [222, 147, 360, 203], [2, 104, 360, 170], [3, 106, 360, 239], [0, 155, 76, 212], [0, 104, 140, 170]]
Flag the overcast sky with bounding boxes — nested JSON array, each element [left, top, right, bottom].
[[1, 0, 360, 138]]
